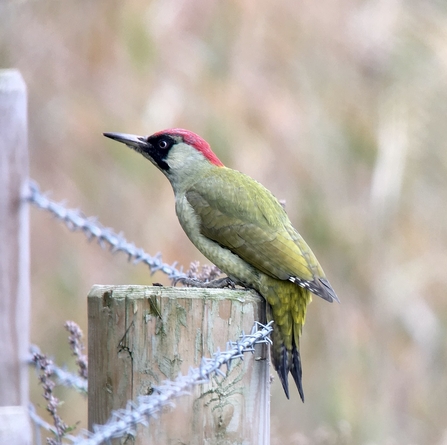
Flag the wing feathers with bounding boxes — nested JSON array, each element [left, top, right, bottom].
[[185, 169, 334, 298]]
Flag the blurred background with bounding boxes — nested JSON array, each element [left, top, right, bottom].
[[2, 0, 447, 443]]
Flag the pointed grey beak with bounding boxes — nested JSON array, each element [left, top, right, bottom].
[[103, 132, 146, 148]]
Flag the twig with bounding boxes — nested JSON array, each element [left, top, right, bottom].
[[65, 321, 88, 380], [185, 261, 221, 282], [29, 345, 88, 394], [31, 352, 69, 445]]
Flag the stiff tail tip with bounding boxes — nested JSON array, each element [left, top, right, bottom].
[[291, 343, 304, 402], [274, 342, 305, 402]]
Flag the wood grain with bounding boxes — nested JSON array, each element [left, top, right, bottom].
[[88, 285, 270, 444]]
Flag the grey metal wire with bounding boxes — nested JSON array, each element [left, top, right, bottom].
[[71, 321, 272, 445], [26, 181, 187, 281], [26, 180, 272, 444]]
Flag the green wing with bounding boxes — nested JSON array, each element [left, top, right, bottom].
[[185, 168, 324, 283]]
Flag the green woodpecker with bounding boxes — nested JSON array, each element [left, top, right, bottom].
[[104, 128, 338, 401]]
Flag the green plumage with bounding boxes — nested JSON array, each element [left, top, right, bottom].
[[185, 168, 322, 282], [105, 129, 338, 401], [181, 167, 334, 400]]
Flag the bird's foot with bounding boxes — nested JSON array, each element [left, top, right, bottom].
[[174, 276, 236, 289]]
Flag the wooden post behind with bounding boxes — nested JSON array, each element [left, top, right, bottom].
[[0, 70, 32, 444], [88, 285, 270, 445]]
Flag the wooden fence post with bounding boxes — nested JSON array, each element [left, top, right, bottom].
[[88, 285, 270, 445], [0, 70, 32, 444]]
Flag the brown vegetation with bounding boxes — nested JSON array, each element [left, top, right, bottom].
[[2, 0, 447, 443]]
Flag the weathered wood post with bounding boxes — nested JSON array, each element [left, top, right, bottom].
[[88, 285, 270, 444], [0, 70, 32, 444]]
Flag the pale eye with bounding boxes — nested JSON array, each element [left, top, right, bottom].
[[158, 140, 168, 149]]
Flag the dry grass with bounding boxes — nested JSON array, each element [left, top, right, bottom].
[[2, 0, 447, 443]]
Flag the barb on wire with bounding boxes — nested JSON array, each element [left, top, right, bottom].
[[29, 345, 88, 394], [71, 321, 273, 445], [26, 181, 187, 282]]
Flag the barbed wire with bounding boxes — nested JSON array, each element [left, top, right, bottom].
[[26, 180, 271, 444], [71, 321, 273, 445], [29, 345, 88, 394], [26, 181, 187, 281], [28, 323, 272, 444]]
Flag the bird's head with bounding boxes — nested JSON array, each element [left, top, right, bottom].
[[104, 129, 224, 188]]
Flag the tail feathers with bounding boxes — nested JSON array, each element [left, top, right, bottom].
[[277, 343, 290, 399], [291, 343, 304, 402], [263, 277, 309, 402], [271, 328, 304, 402]]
